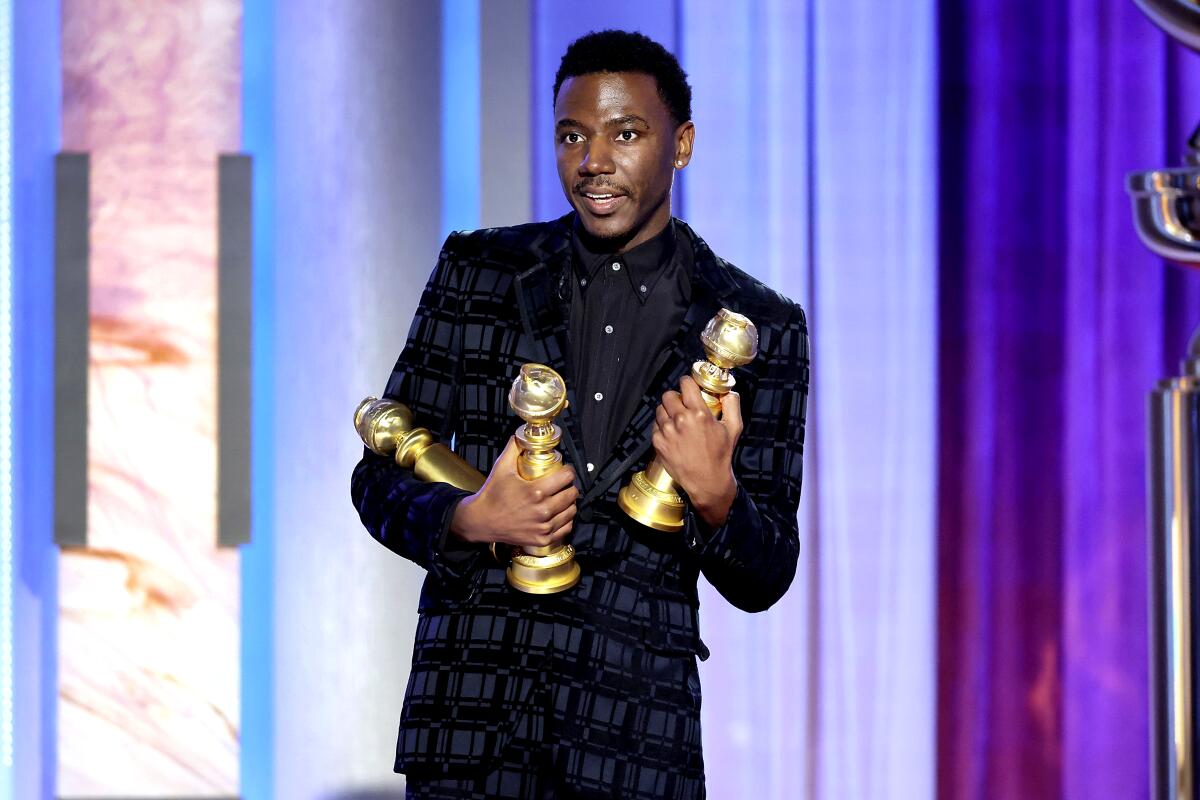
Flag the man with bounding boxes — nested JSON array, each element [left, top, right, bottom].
[[352, 29, 809, 799]]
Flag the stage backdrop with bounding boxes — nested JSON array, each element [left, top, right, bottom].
[[57, 1, 242, 795], [7, 1, 1199, 799]]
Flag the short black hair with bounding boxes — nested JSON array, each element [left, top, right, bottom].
[[553, 30, 692, 126]]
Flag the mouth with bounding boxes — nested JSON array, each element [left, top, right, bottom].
[[577, 189, 629, 216]]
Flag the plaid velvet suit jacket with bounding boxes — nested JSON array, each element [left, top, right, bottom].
[[351, 214, 809, 791]]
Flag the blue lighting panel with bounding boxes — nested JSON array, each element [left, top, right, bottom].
[[241, 1, 275, 798], [0, 0, 14, 796], [441, 0, 480, 236]]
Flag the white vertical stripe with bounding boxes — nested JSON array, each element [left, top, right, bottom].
[[271, 3, 446, 795], [681, 2, 813, 797], [812, 0, 937, 796], [683, 0, 937, 796]]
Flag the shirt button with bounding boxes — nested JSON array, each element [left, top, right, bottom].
[[611, 262, 621, 271], [639, 284, 647, 293], [580, 278, 588, 287], [586, 462, 595, 472], [594, 392, 603, 401], [604, 324, 613, 334]]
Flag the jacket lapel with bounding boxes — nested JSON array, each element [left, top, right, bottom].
[[579, 220, 739, 507], [513, 215, 586, 480]]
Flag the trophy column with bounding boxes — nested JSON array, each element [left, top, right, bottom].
[[1126, 5, 1200, 796]]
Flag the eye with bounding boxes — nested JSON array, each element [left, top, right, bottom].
[[617, 130, 639, 142], [561, 132, 584, 145]]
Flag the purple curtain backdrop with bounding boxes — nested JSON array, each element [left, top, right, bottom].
[[937, 2, 1200, 799]]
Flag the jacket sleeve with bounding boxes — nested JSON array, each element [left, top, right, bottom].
[[684, 302, 810, 612], [350, 234, 488, 585]]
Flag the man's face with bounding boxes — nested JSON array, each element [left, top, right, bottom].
[[554, 71, 693, 251]]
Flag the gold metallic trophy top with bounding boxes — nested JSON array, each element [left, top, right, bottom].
[[354, 397, 485, 492], [504, 364, 582, 594], [617, 308, 759, 532]]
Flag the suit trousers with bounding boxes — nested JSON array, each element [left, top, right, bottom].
[[403, 695, 556, 799], [403, 617, 706, 800]]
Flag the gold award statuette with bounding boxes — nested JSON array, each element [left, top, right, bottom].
[[354, 397, 484, 493], [617, 308, 759, 532], [505, 363, 582, 594]]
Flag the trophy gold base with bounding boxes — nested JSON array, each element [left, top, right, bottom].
[[617, 470, 686, 532], [507, 544, 581, 594]]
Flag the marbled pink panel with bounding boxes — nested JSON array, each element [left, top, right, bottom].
[[59, 1, 242, 795]]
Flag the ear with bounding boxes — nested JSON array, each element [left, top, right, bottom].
[[673, 121, 695, 169]]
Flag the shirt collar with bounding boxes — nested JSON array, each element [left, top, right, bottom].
[[571, 218, 679, 304]]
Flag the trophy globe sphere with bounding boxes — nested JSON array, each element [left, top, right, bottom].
[[509, 364, 568, 425], [354, 396, 414, 455], [701, 308, 760, 370]]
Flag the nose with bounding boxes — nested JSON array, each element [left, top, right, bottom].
[[579, 140, 615, 176]]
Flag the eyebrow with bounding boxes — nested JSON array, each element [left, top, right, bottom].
[[608, 114, 650, 129], [554, 114, 653, 130]]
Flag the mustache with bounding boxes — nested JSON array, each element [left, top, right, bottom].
[[574, 179, 632, 196]]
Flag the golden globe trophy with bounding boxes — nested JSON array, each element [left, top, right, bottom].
[[504, 363, 582, 594], [354, 396, 484, 492], [354, 370, 580, 595], [617, 308, 759, 532]]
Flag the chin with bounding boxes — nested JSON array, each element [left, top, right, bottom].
[[574, 207, 637, 243], [579, 219, 630, 242]]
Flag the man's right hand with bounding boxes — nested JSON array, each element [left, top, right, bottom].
[[449, 437, 578, 549]]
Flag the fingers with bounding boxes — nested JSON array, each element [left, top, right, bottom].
[[529, 488, 577, 547], [514, 512, 575, 550], [547, 519, 574, 545], [495, 436, 520, 467], [679, 375, 706, 408], [529, 462, 577, 495], [651, 425, 666, 454], [482, 437, 521, 488], [666, 378, 714, 429], [546, 502, 576, 534], [485, 445, 584, 548], [721, 391, 743, 437], [660, 388, 685, 417], [540, 480, 579, 515]]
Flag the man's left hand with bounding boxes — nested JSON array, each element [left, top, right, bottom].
[[652, 375, 742, 529]]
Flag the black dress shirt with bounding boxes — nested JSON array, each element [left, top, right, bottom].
[[568, 219, 693, 478]]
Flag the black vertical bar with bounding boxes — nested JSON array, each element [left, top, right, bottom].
[[218, 154, 253, 547], [53, 153, 88, 548]]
